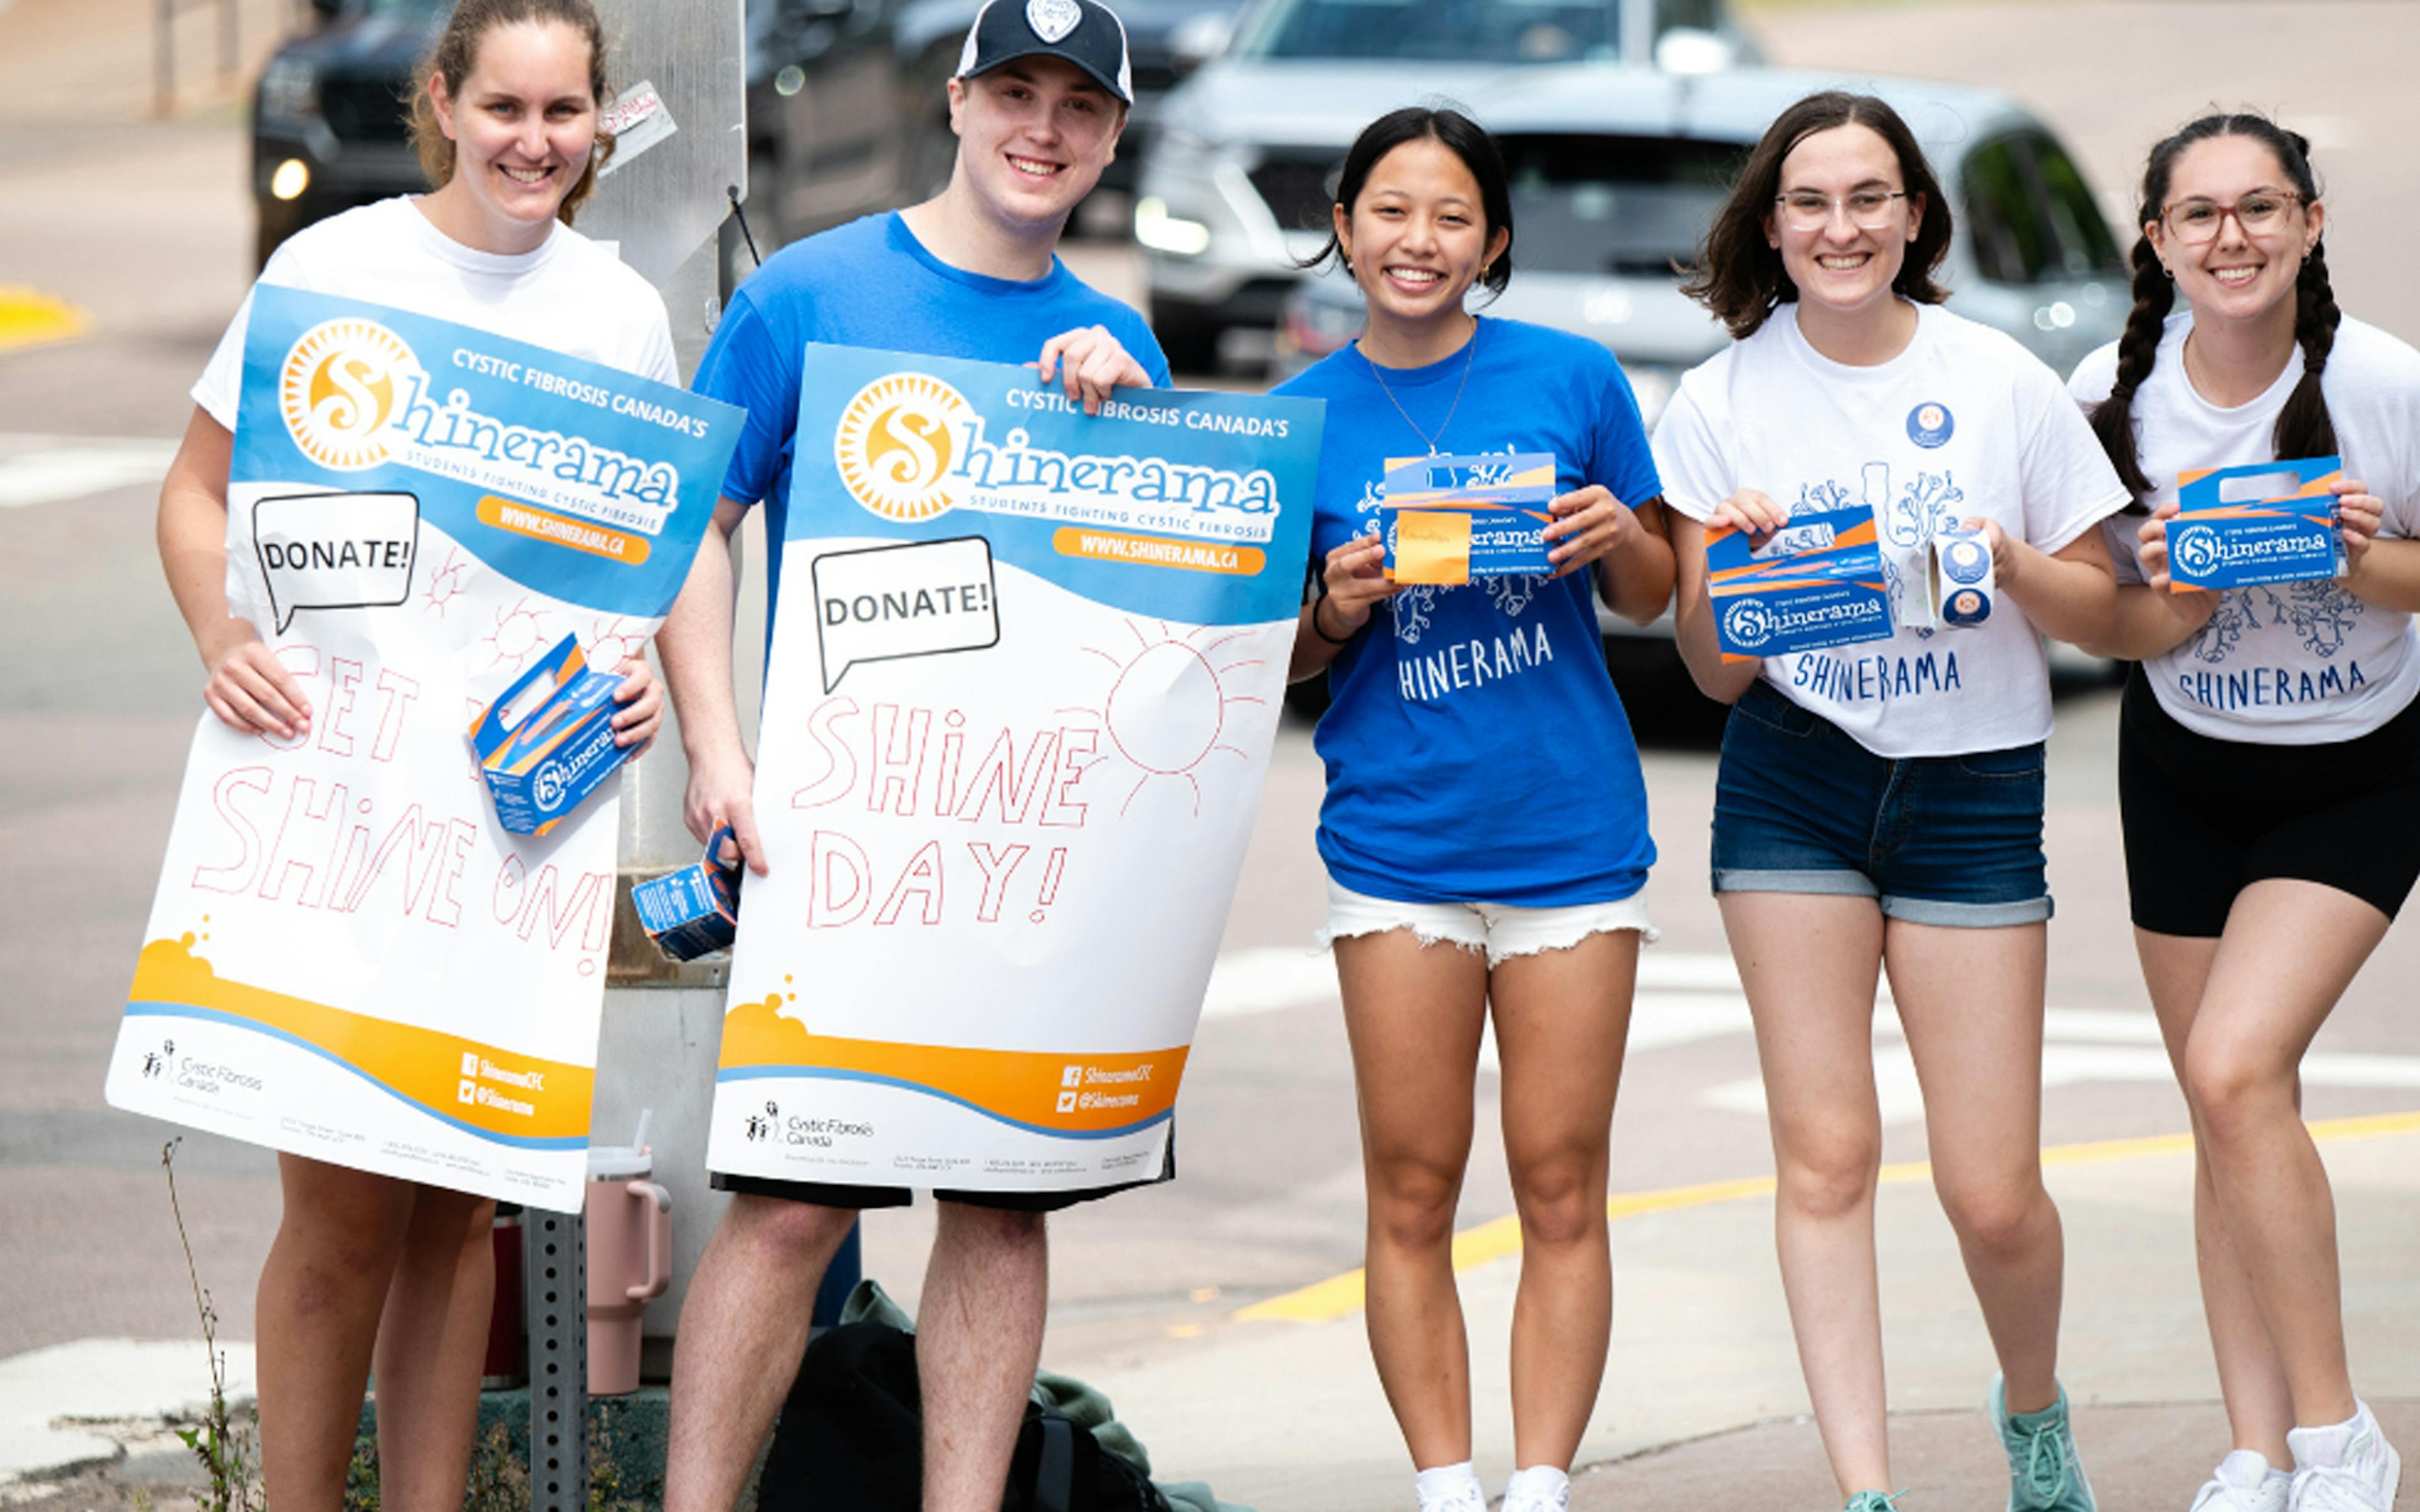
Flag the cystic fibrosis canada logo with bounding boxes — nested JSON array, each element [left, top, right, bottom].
[[833, 373, 974, 523], [280, 318, 418, 471]]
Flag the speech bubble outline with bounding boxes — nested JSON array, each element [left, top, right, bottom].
[[251, 490, 422, 634], [810, 536, 1001, 692]]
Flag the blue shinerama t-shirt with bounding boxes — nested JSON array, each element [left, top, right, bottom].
[[1274, 316, 1662, 907], [691, 210, 1172, 633]]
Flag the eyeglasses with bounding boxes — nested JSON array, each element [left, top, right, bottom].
[[2160, 191, 2303, 244], [1773, 189, 1908, 232]]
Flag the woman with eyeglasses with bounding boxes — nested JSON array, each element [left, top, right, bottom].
[[2070, 113, 2419, 1512], [1278, 105, 1673, 1512], [1655, 91, 2129, 1512]]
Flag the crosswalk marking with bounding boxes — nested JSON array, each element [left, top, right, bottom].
[[0, 433, 180, 510]]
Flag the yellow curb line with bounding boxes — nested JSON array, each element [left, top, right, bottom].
[[1233, 1108, 2420, 1325], [0, 287, 89, 353]]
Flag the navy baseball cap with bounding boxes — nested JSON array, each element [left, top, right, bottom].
[[955, 0, 1134, 105]]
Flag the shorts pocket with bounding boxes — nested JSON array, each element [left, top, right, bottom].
[[1729, 682, 1818, 740], [1954, 742, 2046, 781]]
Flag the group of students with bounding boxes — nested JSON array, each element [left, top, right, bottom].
[[150, 0, 2418, 1510]]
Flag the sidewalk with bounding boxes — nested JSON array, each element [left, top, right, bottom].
[[1085, 1116, 2420, 1511]]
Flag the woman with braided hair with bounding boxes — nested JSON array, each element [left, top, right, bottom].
[[2070, 112, 2420, 1512]]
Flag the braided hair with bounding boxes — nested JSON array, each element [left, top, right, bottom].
[[2089, 113, 2339, 501]]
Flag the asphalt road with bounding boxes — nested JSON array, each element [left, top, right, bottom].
[[2, 0, 2416, 1424]]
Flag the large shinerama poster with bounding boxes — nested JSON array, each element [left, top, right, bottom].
[[706, 345, 1322, 1191], [106, 287, 741, 1211]]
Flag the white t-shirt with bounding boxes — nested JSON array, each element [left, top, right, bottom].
[[195, 196, 677, 423], [2069, 312, 2420, 743], [1654, 301, 2131, 759]]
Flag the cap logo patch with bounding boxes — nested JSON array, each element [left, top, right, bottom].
[[1027, 0, 1081, 43]]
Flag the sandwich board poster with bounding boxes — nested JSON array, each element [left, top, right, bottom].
[[106, 287, 741, 1211], [707, 345, 1321, 1191]]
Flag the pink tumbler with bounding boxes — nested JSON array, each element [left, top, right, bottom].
[[585, 1139, 671, 1395]]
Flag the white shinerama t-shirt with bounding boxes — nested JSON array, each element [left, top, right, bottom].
[[1654, 301, 2132, 759], [194, 195, 677, 426], [2069, 312, 2420, 745]]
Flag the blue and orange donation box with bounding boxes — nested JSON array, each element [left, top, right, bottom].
[[2168, 455, 2346, 592], [468, 634, 631, 836], [1708, 504, 1893, 661]]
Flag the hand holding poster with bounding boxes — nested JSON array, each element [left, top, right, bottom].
[[105, 289, 742, 1211], [707, 347, 1322, 1191]]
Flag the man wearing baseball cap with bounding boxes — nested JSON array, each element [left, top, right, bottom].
[[655, 3, 1171, 1509]]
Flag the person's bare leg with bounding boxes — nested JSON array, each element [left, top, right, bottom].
[[919, 1201, 1048, 1512], [1335, 928, 1491, 1470], [1722, 891, 1891, 1501], [1886, 920, 2064, 1414], [2138, 926, 2295, 1465], [2182, 879, 2390, 1429], [1489, 928, 1638, 1472], [255, 1154, 417, 1510], [664, 1195, 856, 1512], [371, 1186, 497, 1512]]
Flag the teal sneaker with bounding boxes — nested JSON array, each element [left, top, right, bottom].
[[1990, 1375, 2097, 1511], [1844, 1494, 1905, 1512]]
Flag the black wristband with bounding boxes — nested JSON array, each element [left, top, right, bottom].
[[1308, 581, 1356, 645]]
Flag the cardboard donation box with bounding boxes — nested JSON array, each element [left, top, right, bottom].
[[2168, 455, 2346, 592], [1708, 503, 1892, 661], [631, 827, 744, 961], [470, 634, 631, 837], [1381, 452, 1557, 585]]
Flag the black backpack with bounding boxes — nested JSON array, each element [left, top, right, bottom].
[[757, 1317, 1175, 1512]]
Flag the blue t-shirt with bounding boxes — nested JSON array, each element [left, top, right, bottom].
[[1274, 316, 1662, 906], [693, 210, 1172, 627]]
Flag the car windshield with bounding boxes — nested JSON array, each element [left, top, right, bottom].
[[1234, 0, 1623, 64], [1499, 134, 1736, 277]]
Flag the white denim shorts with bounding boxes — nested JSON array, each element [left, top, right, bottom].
[[1316, 878, 1659, 967]]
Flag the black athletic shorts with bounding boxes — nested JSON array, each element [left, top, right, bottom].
[[2118, 667, 2420, 937], [707, 1126, 1175, 1214]]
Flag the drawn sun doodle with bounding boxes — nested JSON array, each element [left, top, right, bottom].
[[586, 614, 647, 672], [1068, 620, 1265, 817], [420, 546, 471, 617], [483, 595, 555, 672]]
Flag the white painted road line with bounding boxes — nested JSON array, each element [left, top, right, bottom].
[[0, 1338, 256, 1486], [0, 434, 180, 510]]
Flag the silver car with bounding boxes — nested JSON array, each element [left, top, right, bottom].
[[1270, 67, 2129, 414], [1136, 0, 1757, 369]]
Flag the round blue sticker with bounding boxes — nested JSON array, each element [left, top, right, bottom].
[[1907, 402, 1954, 449]]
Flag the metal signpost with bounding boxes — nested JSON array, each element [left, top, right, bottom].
[[522, 7, 744, 1506]]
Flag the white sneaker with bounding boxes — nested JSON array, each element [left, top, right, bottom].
[[1502, 1480, 1572, 1512], [1417, 1482, 1487, 1512], [2189, 1450, 2288, 1512], [1415, 1463, 1487, 1512], [2286, 1403, 2402, 1512]]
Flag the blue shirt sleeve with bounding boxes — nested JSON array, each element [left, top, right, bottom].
[[692, 287, 801, 508]]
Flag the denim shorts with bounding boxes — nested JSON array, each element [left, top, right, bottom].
[[1317, 878, 1659, 967], [1710, 680, 2053, 927]]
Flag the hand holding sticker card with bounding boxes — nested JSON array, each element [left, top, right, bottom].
[[2167, 455, 2346, 592], [1707, 504, 1893, 661], [1381, 452, 1557, 585]]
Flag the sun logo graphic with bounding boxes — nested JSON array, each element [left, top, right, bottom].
[[833, 373, 973, 523], [280, 318, 418, 471]]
